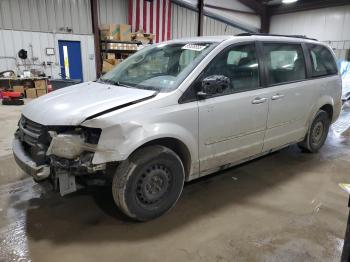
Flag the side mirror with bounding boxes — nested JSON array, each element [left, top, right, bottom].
[[197, 75, 230, 99]]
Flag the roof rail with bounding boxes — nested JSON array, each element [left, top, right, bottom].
[[236, 33, 317, 41]]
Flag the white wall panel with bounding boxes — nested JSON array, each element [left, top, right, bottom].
[[270, 5, 350, 41], [0, 0, 92, 34], [205, 7, 260, 29], [98, 0, 128, 25], [0, 29, 96, 81], [171, 4, 198, 38], [203, 16, 244, 36], [171, 3, 247, 39], [206, 0, 255, 13]]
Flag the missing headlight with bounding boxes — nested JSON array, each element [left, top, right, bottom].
[[46, 127, 100, 159]]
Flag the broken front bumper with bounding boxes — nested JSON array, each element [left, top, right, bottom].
[[13, 137, 78, 195], [12, 137, 50, 181]]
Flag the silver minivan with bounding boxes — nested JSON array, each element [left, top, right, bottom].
[[13, 34, 342, 221]]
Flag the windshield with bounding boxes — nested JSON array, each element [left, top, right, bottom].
[[99, 42, 217, 92]]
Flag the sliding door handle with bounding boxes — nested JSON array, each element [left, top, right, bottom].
[[251, 97, 267, 104], [271, 94, 285, 100]]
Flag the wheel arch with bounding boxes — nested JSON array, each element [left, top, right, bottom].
[[131, 137, 192, 180], [320, 104, 333, 121]]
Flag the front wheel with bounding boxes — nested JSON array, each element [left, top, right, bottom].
[[112, 145, 185, 221], [298, 110, 330, 153]]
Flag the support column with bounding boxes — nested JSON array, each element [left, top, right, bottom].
[[198, 0, 204, 36], [260, 6, 270, 33], [91, 0, 102, 78]]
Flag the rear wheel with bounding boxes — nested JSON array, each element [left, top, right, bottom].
[[298, 110, 330, 153], [112, 145, 185, 221]]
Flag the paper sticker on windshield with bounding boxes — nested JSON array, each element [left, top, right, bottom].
[[182, 44, 206, 52]]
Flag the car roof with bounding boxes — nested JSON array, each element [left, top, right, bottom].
[[167, 35, 233, 43], [166, 34, 321, 45]]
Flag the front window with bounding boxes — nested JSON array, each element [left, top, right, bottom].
[[200, 43, 260, 94], [99, 42, 217, 92]]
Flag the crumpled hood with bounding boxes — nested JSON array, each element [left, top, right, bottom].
[[22, 82, 156, 126]]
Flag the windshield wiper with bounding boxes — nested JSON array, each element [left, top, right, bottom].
[[134, 85, 160, 91], [115, 81, 134, 88], [98, 78, 117, 85], [98, 78, 133, 88]]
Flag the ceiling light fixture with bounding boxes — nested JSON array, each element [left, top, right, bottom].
[[282, 0, 298, 4]]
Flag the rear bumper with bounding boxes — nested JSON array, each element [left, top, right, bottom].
[[12, 137, 50, 181]]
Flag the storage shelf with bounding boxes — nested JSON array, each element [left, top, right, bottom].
[[101, 40, 142, 45], [101, 49, 137, 54]]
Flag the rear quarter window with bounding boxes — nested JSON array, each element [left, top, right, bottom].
[[308, 44, 338, 77]]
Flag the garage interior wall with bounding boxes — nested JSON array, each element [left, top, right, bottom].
[[0, 0, 259, 81], [98, 0, 128, 24], [204, 0, 260, 30], [171, 4, 199, 38], [172, 0, 258, 39], [0, 0, 96, 81], [270, 5, 350, 60]]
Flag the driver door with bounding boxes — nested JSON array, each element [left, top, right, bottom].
[[197, 43, 270, 173]]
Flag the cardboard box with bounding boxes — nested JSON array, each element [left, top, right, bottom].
[[13, 85, 24, 94], [100, 24, 117, 40], [34, 80, 47, 90], [106, 53, 115, 59], [100, 24, 131, 41], [119, 24, 131, 41], [36, 89, 47, 97], [102, 59, 122, 73], [131, 31, 154, 44], [102, 59, 116, 73], [26, 88, 37, 98]]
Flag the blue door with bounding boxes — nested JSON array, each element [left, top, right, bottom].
[[58, 40, 83, 81]]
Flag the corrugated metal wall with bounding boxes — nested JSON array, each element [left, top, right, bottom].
[[0, 0, 92, 34], [324, 40, 350, 60], [0, 0, 96, 81], [171, 4, 198, 38], [0, 0, 253, 81], [0, 29, 96, 81], [171, 3, 245, 39], [270, 5, 350, 60], [203, 16, 244, 36], [98, 0, 128, 25], [270, 5, 350, 41]]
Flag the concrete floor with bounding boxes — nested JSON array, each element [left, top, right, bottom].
[[0, 101, 350, 262]]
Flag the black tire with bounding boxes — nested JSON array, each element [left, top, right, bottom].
[[112, 145, 185, 221], [298, 110, 330, 153]]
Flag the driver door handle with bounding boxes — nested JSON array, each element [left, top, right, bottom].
[[251, 97, 267, 104], [271, 94, 285, 100]]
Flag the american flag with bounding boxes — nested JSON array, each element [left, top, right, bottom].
[[128, 0, 172, 43]]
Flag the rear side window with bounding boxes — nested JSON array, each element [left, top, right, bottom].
[[263, 43, 306, 85], [308, 44, 338, 77]]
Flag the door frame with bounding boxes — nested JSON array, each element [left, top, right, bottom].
[[58, 40, 84, 81], [192, 41, 269, 173], [179, 41, 265, 104]]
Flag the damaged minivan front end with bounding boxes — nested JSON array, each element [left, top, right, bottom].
[[13, 116, 106, 195], [12, 79, 161, 196]]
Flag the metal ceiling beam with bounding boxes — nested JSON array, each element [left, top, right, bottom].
[[204, 4, 256, 15], [236, 0, 264, 14], [270, 0, 350, 15], [172, 0, 260, 32]]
